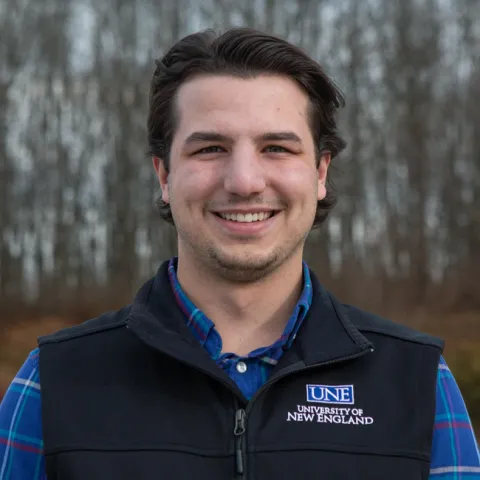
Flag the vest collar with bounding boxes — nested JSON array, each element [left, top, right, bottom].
[[293, 269, 373, 366], [126, 261, 374, 372]]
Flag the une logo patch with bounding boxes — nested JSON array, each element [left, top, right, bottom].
[[306, 384, 354, 405]]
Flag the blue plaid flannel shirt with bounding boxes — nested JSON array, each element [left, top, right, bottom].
[[1, 259, 479, 478]]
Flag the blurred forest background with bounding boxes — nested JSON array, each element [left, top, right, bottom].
[[0, 0, 479, 432]]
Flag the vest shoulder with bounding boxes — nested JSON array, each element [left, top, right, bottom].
[[342, 303, 444, 349], [38, 305, 132, 345]]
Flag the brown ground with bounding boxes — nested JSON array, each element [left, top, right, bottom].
[[1, 312, 479, 433]]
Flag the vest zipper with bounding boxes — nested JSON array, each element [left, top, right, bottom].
[[231, 347, 374, 479], [234, 408, 246, 477]]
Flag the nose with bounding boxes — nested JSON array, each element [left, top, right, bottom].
[[223, 147, 266, 197]]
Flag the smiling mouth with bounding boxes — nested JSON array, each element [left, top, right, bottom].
[[214, 211, 277, 223]]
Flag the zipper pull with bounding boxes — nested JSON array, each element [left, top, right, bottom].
[[234, 409, 246, 436], [234, 409, 246, 475]]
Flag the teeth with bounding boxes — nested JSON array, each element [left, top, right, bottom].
[[219, 211, 273, 222]]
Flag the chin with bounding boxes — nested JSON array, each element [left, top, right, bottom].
[[206, 248, 283, 282]]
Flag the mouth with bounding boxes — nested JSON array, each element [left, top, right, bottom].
[[213, 211, 278, 223]]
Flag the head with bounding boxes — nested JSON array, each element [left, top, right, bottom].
[[148, 28, 346, 282]]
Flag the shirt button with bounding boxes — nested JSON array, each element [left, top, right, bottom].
[[236, 361, 248, 374]]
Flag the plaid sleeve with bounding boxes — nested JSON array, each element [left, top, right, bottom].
[[430, 356, 480, 478], [0, 348, 46, 480]]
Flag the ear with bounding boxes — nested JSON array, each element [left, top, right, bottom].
[[317, 152, 331, 201], [152, 156, 170, 203]]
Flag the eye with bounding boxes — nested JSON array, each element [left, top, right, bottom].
[[264, 145, 290, 153], [196, 146, 225, 154]]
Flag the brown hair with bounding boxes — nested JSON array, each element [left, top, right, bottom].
[[147, 27, 346, 228]]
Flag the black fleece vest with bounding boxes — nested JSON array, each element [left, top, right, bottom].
[[38, 261, 444, 480]]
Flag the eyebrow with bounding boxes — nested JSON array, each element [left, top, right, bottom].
[[184, 131, 231, 145], [184, 131, 304, 146], [257, 132, 303, 144]]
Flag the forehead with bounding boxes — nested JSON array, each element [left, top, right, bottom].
[[173, 74, 311, 139]]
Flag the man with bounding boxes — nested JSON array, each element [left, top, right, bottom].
[[0, 28, 479, 479]]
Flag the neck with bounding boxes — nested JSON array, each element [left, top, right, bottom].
[[176, 253, 304, 356]]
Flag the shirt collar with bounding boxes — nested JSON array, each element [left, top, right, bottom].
[[167, 257, 313, 351], [282, 261, 312, 349], [168, 258, 215, 347]]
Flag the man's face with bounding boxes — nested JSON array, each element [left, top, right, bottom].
[[153, 74, 330, 282]]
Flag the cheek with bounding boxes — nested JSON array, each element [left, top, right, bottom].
[[170, 165, 220, 204], [273, 165, 318, 202]]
